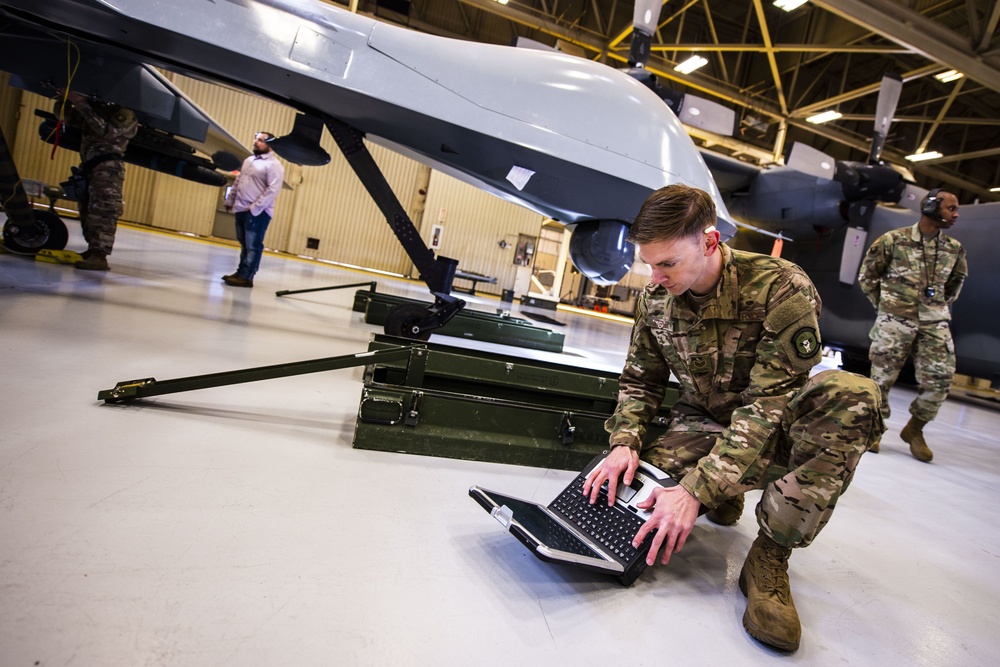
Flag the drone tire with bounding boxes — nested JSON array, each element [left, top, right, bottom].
[[384, 303, 433, 341], [2, 210, 69, 253]]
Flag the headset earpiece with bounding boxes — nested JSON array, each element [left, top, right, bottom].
[[921, 188, 943, 218]]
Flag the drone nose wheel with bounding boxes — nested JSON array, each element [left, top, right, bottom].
[[2, 210, 69, 254]]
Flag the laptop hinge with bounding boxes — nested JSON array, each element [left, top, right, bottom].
[[491, 504, 514, 528]]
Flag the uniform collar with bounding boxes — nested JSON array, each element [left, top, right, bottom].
[[909, 221, 943, 243], [663, 243, 740, 321]]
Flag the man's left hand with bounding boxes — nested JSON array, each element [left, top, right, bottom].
[[632, 485, 701, 566]]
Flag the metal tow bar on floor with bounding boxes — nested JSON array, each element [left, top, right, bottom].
[[274, 280, 378, 298], [97, 346, 426, 404]]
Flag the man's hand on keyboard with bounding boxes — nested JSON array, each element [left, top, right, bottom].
[[582, 445, 638, 507], [632, 486, 701, 567]]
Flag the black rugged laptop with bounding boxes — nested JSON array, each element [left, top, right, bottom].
[[469, 451, 677, 587]]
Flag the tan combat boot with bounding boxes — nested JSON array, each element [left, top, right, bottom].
[[900, 417, 933, 462], [739, 533, 801, 651], [706, 493, 745, 526], [75, 251, 109, 271]]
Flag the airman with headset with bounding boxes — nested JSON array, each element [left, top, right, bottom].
[[858, 188, 968, 462]]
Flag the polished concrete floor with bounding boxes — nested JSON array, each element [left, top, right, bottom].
[[2, 222, 998, 666]]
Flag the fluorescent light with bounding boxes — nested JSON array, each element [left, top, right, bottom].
[[905, 151, 943, 162], [806, 110, 843, 124], [935, 69, 964, 83], [674, 55, 708, 74], [774, 0, 809, 11], [494, 0, 509, 4], [990, 187, 1000, 193]]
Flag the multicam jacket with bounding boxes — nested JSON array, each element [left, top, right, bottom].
[[605, 244, 823, 507], [858, 222, 967, 323], [69, 99, 138, 163]]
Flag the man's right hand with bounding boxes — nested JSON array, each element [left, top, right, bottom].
[[582, 445, 638, 507]]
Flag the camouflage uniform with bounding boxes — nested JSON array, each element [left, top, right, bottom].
[[605, 244, 883, 549], [858, 223, 968, 422], [69, 99, 138, 255]]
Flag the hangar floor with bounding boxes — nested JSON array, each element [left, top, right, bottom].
[[2, 222, 998, 666]]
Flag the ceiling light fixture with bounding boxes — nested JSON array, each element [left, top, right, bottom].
[[674, 55, 708, 74], [935, 69, 964, 83], [905, 151, 943, 162], [774, 0, 809, 11], [990, 187, 1000, 193], [806, 110, 843, 124]]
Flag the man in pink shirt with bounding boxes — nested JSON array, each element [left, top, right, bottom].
[[222, 131, 285, 287]]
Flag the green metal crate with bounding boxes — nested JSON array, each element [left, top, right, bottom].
[[353, 335, 678, 470]]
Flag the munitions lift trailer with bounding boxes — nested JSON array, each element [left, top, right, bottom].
[[99, 335, 677, 470]]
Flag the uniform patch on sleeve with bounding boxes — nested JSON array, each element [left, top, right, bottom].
[[791, 326, 820, 359]]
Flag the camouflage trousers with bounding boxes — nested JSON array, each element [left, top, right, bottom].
[[641, 369, 883, 549], [868, 312, 955, 423], [79, 162, 126, 255]]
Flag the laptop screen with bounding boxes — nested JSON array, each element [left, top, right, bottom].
[[480, 490, 605, 559]]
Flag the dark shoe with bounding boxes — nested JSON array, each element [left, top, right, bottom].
[[75, 252, 109, 271], [706, 493, 745, 526], [739, 533, 801, 652], [223, 274, 253, 288], [80, 249, 95, 260], [901, 417, 933, 462]]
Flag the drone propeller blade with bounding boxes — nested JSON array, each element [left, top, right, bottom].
[[868, 72, 903, 164], [838, 200, 878, 285], [629, 0, 662, 67], [896, 183, 929, 214], [787, 142, 836, 181]]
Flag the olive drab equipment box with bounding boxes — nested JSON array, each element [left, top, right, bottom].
[[353, 335, 679, 471], [353, 290, 566, 353]]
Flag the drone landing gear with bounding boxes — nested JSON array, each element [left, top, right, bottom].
[[2, 209, 69, 254], [0, 121, 70, 255], [384, 297, 465, 341], [323, 116, 464, 340]]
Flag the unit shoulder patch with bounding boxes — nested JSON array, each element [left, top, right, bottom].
[[792, 326, 820, 359]]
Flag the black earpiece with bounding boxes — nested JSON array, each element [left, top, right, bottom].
[[921, 188, 943, 219]]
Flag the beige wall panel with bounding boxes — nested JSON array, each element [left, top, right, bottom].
[[282, 140, 418, 275], [146, 174, 217, 236], [422, 171, 545, 296], [121, 166, 156, 224]]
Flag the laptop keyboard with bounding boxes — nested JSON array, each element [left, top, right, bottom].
[[550, 478, 647, 563]]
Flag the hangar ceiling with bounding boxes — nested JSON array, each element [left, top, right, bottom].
[[343, 0, 1000, 204]]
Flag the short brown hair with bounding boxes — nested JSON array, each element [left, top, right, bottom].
[[628, 184, 716, 245]]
